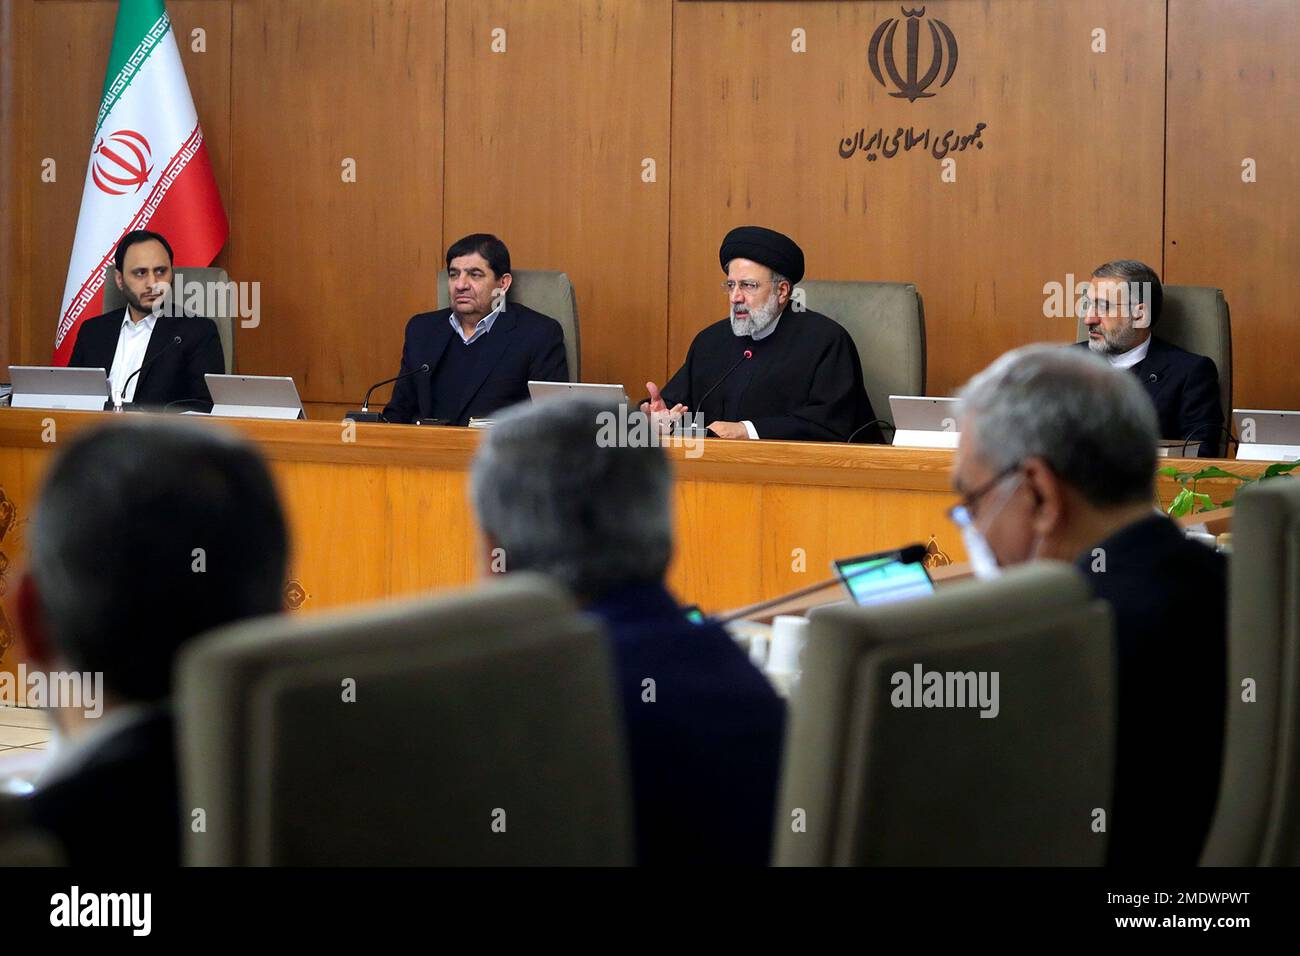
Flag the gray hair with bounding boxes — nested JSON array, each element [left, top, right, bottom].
[[470, 396, 673, 600], [957, 344, 1159, 507]]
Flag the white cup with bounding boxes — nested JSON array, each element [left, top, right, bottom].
[[767, 615, 810, 675]]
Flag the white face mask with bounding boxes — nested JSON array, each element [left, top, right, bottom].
[[961, 523, 1003, 580], [955, 470, 1030, 579]]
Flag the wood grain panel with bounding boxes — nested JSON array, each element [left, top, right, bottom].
[[669, 0, 1165, 397], [228, 0, 445, 403], [667, 478, 764, 610], [443, 0, 673, 393], [385, 465, 478, 595], [1165, 0, 1300, 410], [21, 0, 231, 365]]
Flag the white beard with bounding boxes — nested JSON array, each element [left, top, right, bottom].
[[731, 295, 782, 338]]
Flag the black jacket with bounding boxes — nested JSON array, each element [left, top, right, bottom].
[[25, 708, 180, 867], [382, 304, 567, 425], [1077, 337, 1225, 456], [587, 582, 786, 865], [1076, 514, 1227, 866], [662, 307, 881, 442], [68, 309, 225, 410]]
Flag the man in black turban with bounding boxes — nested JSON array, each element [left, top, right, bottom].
[[642, 226, 881, 442]]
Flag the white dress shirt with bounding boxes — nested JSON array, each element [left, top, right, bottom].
[[109, 309, 159, 404], [448, 302, 504, 345], [1106, 335, 1151, 370]]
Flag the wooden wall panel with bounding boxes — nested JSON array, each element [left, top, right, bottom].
[[228, 0, 445, 405], [443, 0, 673, 394], [18, 0, 230, 365], [1166, 0, 1300, 411], [669, 0, 1165, 397], [3, 1, 1298, 417]]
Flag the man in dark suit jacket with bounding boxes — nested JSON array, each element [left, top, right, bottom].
[[67, 229, 225, 410], [471, 397, 786, 865], [383, 233, 567, 425], [1081, 259, 1224, 456], [9, 421, 288, 866], [952, 344, 1226, 866]]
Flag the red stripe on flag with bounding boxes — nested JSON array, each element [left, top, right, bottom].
[[54, 126, 228, 365]]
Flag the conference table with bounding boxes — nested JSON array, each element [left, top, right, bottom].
[[0, 406, 1269, 682]]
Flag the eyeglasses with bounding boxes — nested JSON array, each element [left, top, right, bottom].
[[721, 279, 777, 295], [946, 463, 1023, 526]]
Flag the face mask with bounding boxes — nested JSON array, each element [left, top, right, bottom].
[[961, 523, 1003, 580]]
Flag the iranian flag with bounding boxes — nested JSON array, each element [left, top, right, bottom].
[[53, 0, 227, 365]]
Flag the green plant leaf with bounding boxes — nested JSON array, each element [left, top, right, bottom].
[[1185, 466, 1245, 482], [1168, 487, 1195, 518], [1157, 466, 1180, 479], [1262, 461, 1300, 479]]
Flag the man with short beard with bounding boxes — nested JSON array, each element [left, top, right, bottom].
[[642, 226, 880, 442], [67, 230, 225, 411], [1080, 259, 1224, 456]]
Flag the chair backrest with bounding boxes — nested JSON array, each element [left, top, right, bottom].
[[438, 269, 580, 382], [793, 280, 926, 431], [176, 573, 631, 866], [102, 264, 236, 373], [1075, 284, 1231, 433], [775, 562, 1114, 866], [1200, 477, 1300, 865]]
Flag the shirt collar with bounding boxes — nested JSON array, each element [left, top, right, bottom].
[[449, 301, 505, 345], [1106, 334, 1151, 370], [122, 307, 159, 334]]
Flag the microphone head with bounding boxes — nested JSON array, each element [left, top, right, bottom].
[[743, 350, 753, 359], [899, 544, 928, 565]]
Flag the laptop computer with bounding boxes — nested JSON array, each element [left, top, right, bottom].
[[205, 374, 305, 420], [1233, 409, 1300, 462], [527, 381, 629, 406], [8, 366, 110, 411], [889, 395, 960, 448], [833, 545, 936, 607]]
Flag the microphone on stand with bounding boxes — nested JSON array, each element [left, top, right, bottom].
[[115, 336, 182, 412], [346, 364, 431, 423], [679, 350, 752, 436]]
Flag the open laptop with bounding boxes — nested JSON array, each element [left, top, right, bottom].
[[889, 395, 960, 449], [527, 381, 628, 406], [1233, 409, 1300, 462], [832, 545, 935, 607], [8, 366, 110, 411], [205, 374, 305, 420]]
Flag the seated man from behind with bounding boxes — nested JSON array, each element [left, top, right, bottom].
[[67, 229, 226, 410], [470, 397, 786, 865], [1080, 258, 1224, 456], [950, 344, 1225, 866], [13, 420, 288, 865], [383, 233, 568, 425]]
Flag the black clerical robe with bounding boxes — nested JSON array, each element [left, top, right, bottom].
[[661, 307, 881, 442]]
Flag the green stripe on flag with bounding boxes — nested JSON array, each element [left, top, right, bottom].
[[95, 0, 171, 137]]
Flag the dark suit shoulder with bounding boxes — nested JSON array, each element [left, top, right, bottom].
[[1148, 335, 1217, 371]]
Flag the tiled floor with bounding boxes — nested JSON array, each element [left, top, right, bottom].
[[0, 706, 52, 770]]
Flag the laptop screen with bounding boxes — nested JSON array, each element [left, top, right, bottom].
[[833, 550, 935, 607]]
